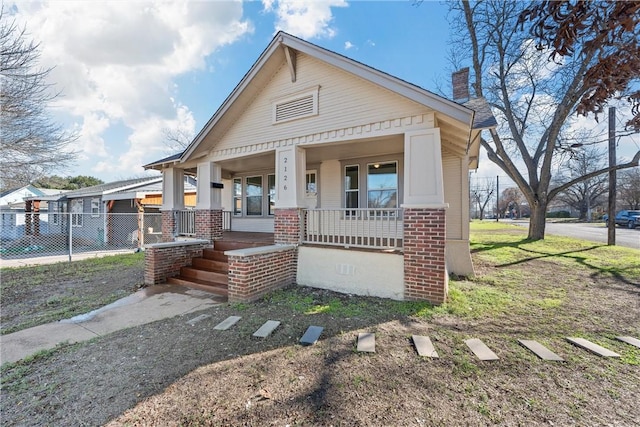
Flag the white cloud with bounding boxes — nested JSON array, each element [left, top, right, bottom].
[[9, 0, 252, 179], [344, 41, 355, 50], [262, 0, 348, 39]]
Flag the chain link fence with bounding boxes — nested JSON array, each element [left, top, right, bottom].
[[0, 212, 162, 261]]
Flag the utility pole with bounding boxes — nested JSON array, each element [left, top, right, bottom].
[[607, 107, 616, 245]]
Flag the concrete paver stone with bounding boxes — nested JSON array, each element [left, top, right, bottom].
[[214, 316, 242, 331], [412, 335, 439, 358], [465, 338, 499, 361], [518, 339, 564, 361], [357, 333, 375, 353], [300, 326, 323, 346], [616, 336, 640, 349], [566, 337, 620, 357], [253, 320, 281, 338]]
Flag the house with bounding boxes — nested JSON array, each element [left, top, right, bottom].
[[144, 32, 496, 304], [22, 176, 197, 247], [0, 186, 66, 240]]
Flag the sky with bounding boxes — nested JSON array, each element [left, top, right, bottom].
[[6, 0, 639, 186]]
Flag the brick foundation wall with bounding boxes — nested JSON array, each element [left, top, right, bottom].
[[144, 241, 208, 285], [274, 208, 303, 244], [161, 210, 176, 243], [403, 208, 447, 304], [194, 209, 223, 242], [227, 246, 298, 302]]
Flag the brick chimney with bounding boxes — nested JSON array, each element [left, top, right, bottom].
[[452, 68, 470, 102]]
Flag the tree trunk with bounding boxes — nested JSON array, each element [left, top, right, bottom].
[[528, 202, 547, 240]]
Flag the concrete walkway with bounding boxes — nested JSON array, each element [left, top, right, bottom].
[[1, 285, 223, 365]]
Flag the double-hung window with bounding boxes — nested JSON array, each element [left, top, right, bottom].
[[233, 178, 242, 216], [70, 199, 83, 227], [345, 165, 359, 214], [91, 198, 100, 217]]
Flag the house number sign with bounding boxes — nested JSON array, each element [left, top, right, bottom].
[[277, 148, 295, 204]]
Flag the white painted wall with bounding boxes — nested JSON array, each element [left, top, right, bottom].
[[230, 217, 274, 233], [297, 246, 404, 300], [319, 160, 341, 209]]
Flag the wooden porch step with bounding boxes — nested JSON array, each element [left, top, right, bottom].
[[213, 240, 267, 252], [192, 257, 228, 272], [180, 266, 228, 285], [203, 249, 228, 262], [166, 276, 229, 298]]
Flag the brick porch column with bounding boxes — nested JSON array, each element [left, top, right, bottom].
[[403, 208, 447, 304], [194, 209, 223, 241], [274, 208, 303, 244], [161, 210, 176, 242]]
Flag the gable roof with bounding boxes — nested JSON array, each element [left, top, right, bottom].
[[176, 31, 476, 165]]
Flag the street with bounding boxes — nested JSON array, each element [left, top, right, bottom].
[[510, 221, 640, 250]]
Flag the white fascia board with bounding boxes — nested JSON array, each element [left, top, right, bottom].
[[181, 38, 283, 162], [102, 178, 162, 195]]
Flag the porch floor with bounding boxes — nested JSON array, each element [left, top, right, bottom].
[[220, 231, 274, 245]]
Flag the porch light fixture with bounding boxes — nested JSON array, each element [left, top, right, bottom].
[[373, 163, 380, 168]]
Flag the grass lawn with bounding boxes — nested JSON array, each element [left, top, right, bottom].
[[1, 222, 639, 426]]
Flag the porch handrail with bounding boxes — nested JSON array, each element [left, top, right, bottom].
[[304, 208, 403, 250], [176, 210, 196, 236], [222, 210, 232, 231]]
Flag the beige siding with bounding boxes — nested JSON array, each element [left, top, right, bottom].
[[319, 160, 341, 209], [443, 153, 463, 240], [215, 54, 431, 152]]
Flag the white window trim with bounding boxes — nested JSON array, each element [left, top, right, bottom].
[[245, 175, 263, 217], [272, 86, 319, 124], [91, 198, 100, 217], [71, 199, 83, 227], [366, 161, 399, 209]]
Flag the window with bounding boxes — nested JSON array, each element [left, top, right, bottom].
[[233, 178, 242, 216], [245, 176, 263, 216], [306, 171, 317, 194], [268, 174, 276, 216], [70, 199, 83, 227], [272, 87, 319, 124], [345, 165, 359, 212], [367, 162, 398, 209], [91, 198, 100, 217], [50, 201, 59, 225]]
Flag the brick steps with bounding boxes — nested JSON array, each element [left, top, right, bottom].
[[167, 240, 263, 300]]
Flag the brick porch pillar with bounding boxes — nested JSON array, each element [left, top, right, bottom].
[[161, 210, 176, 242], [194, 209, 223, 242], [403, 208, 447, 304], [274, 208, 303, 244]]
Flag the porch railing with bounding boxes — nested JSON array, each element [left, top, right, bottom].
[[177, 210, 196, 236], [304, 208, 403, 250], [223, 210, 232, 231]]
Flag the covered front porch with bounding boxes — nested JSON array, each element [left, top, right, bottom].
[[148, 121, 460, 304]]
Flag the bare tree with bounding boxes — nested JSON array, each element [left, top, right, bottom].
[[554, 147, 608, 220], [162, 127, 193, 152], [450, 0, 640, 239], [0, 8, 77, 190], [618, 167, 640, 210], [519, 0, 640, 131], [471, 178, 495, 220]]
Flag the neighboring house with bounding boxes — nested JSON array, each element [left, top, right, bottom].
[[0, 186, 66, 240], [144, 32, 496, 304], [23, 176, 196, 246]]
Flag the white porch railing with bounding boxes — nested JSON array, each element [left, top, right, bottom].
[[304, 208, 403, 249], [177, 210, 196, 236], [223, 210, 232, 231]]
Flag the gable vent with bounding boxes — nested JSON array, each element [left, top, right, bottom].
[[272, 87, 319, 124]]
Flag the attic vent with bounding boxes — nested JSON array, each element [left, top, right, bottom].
[[272, 87, 319, 124]]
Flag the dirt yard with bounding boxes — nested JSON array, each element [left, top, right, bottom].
[[1, 225, 639, 426]]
